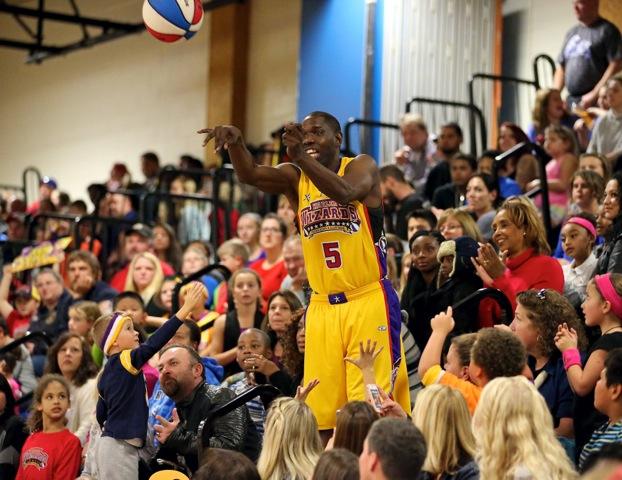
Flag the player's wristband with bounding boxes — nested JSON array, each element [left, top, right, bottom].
[[562, 349, 581, 371]]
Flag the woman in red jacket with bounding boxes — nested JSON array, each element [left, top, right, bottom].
[[473, 199, 564, 313]]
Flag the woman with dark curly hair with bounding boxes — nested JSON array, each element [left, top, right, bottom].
[[253, 308, 306, 397], [44, 332, 100, 445], [511, 288, 588, 442], [261, 290, 303, 362]]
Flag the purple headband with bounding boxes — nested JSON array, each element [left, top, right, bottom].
[[594, 274, 622, 320], [100, 312, 129, 355], [564, 217, 597, 239]]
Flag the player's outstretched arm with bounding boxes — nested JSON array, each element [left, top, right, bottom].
[[199, 125, 298, 196]]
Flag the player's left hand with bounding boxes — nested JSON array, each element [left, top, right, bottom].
[[282, 122, 305, 162], [154, 408, 180, 444]]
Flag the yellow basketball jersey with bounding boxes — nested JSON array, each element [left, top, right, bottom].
[[297, 157, 388, 295]]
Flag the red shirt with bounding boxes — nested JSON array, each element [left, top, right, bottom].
[[17, 429, 81, 480], [491, 247, 564, 313], [215, 283, 228, 314], [249, 259, 288, 308], [7, 310, 32, 339]]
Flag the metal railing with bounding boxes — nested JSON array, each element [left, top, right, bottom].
[[155, 165, 238, 242], [405, 97, 487, 158], [23, 212, 137, 280], [468, 73, 539, 145], [0, 167, 41, 206], [343, 118, 401, 160], [533, 53, 556, 90]]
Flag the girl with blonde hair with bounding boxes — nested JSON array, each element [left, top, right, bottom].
[[257, 397, 323, 480], [413, 384, 478, 479], [124, 251, 164, 315], [473, 376, 578, 479]]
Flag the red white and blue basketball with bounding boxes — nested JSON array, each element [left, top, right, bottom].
[[143, 0, 204, 43]]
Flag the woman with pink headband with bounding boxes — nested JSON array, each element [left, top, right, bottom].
[[555, 272, 622, 456], [561, 215, 598, 304]]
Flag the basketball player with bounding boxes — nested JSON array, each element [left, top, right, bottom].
[[199, 112, 410, 432]]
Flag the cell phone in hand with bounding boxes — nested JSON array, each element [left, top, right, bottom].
[[366, 384, 383, 413]]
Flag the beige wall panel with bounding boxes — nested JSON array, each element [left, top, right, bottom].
[[0, 17, 210, 202], [245, 0, 301, 145]]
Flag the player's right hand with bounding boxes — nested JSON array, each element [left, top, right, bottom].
[[198, 126, 244, 153]]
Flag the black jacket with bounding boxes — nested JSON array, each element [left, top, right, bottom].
[[596, 233, 622, 275], [159, 381, 261, 473]]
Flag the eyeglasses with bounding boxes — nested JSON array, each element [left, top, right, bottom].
[[536, 289, 546, 300], [260, 227, 281, 234]]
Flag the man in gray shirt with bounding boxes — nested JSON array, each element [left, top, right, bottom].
[[554, 0, 622, 108]]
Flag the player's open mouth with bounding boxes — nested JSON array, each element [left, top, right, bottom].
[[305, 148, 319, 158]]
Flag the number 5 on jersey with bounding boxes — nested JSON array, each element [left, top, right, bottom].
[[322, 241, 342, 269]]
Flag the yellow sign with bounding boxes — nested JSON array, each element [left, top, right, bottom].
[[11, 237, 72, 273]]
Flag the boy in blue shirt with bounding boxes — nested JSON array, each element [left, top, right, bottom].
[[92, 282, 204, 480]]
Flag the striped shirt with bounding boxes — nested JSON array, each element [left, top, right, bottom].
[[223, 373, 266, 436], [580, 419, 622, 469]]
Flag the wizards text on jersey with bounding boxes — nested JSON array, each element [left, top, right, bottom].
[[300, 199, 361, 239]]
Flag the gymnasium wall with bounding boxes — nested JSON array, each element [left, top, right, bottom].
[[0, 0, 301, 203], [297, 0, 367, 130]]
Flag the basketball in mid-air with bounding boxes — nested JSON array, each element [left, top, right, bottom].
[[142, 0, 204, 43]]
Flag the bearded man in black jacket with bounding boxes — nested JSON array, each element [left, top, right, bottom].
[[153, 344, 261, 474]]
